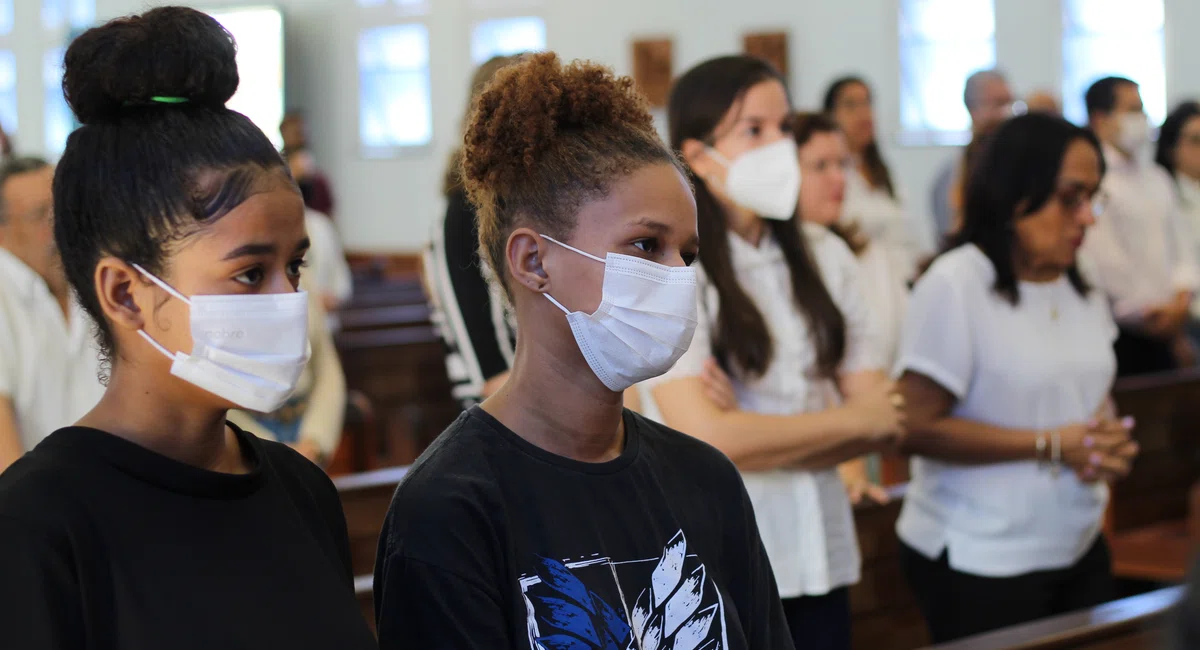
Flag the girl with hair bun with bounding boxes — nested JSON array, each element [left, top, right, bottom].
[[0, 7, 376, 649], [374, 52, 792, 649]]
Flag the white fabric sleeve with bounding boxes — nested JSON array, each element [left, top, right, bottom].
[[893, 262, 974, 399], [305, 210, 354, 303], [0, 306, 17, 398], [819, 236, 882, 375], [1166, 202, 1200, 294], [1077, 200, 1154, 323], [297, 300, 347, 457]]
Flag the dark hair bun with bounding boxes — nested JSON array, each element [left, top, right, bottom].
[[463, 51, 653, 195], [63, 6, 239, 124]]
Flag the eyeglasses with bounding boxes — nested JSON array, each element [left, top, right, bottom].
[[1055, 187, 1107, 217]]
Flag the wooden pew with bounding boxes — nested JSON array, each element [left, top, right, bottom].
[[850, 484, 929, 650], [920, 586, 1183, 650], [335, 466, 409, 633], [1109, 369, 1200, 582]]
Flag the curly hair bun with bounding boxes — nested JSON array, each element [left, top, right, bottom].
[[462, 52, 654, 195], [63, 6, 239, 124]]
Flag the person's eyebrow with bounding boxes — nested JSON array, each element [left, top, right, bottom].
[[222, 243, 277, 261]]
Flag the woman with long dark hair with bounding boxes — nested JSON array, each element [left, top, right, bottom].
[[896, 113, 1138, 642], [824, 76, 929, 281], [1155, 101, 1200, 331], [0, 7, 376, 648], [649, 55, 904, 650]]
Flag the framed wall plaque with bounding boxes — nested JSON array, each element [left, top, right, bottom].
[[632, 38, 673, 108], [743, 31, 789, 78]]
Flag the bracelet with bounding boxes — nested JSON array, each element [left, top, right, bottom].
[[1035, 432, 1048, 466], [1050, 430, 1062, 477]]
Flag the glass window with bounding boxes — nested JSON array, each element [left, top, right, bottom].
[[898, 0, 996, 139], [1062, 0, 1165, 126], [470, 16, 545, 65], [0, 0, 13, 35], [42, 0, 93, 31], [0, 51, 17, 134], [356, 0, 428, 11], [44, 47, 74, 156], [358, 24, 432, 155], [207, 7, 285, 149]]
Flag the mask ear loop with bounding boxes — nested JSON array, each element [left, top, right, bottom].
[[538, 235, 607, 316], [129, 262, 189, 361]]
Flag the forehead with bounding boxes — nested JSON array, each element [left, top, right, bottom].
[[739, 79, 790, 117], [179, 181, 306, 252], [799, 131, 847, 157], [838, 82, 869, 101], [1183, 115, 1200, 135], [1114, 83, 1142, 106], [1058, 138, 1102, 183], [570, 163, 697, 240], [2, 166, 53, 201]]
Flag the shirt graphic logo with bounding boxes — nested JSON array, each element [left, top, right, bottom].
[[520, 530, 727, 650]]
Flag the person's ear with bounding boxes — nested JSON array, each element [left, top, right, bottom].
[[681, 138, 719, 184], [506, 228, 550, 296], [94, 257, 150, 334]]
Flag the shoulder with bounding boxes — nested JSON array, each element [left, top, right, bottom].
[[803, 222, 856, 266], [252, 428, 344, 521], [379, 411, 505, 554], [0, 432, 96, 535], [630, 412, 744, 491], [916, 244, 992, 293]]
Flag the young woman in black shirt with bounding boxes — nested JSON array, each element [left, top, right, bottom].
[[0, 7, 376, 649], [374, 52, 793, 649]]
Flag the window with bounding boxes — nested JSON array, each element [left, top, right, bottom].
[[0, 0, 12, 36], [898, 0, 996, 143], [42, 0, 93, 31], [1062, 0, 1165, 126], [0, 51, 15, 134], [358, 24, 432, 156], [44, 47, 73, 156], [356, 0, 428, 12], [207, 7, 285, 149], [470, 16, 545, 65]]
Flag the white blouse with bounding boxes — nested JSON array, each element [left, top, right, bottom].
[[895, 244, 1117, 578], [648, 223, 880, 598], [1175, 173, 1200, 320], [841, 166, 932, 280]]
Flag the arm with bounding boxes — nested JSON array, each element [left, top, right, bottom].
[[729, 471, 796, 650], [0, 397, 23, 473], [375, 553, 511, 649], [295, 304, 347, 464], [0, 517, 85, 648]]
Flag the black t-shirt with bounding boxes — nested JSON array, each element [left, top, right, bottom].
[[0, 423, 377, 650], [373, 406, 793, 649]]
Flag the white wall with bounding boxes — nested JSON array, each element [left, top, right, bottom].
[[74, 0, 1200, 252]]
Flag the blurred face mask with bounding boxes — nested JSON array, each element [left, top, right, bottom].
[[540, 235, 698, 392], [131, 263, 311, 413], [1116, 112, 1151, 153], [707, 139, 801, 220]]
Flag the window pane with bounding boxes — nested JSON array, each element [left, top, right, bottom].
[[43, 0, 94, 30], [1064, 0, 1163, 34], [207, 7, 285, 149], [471, 16, 546, 65], [901, 0, 994, 41], [44, 48, 74, 156], [899, 0, 995, 135], [356, 0, 429, 12], [358, 24, 432, 153], [0, 51, 17, 134], [900, 40, 995, 133], [0, 0, 12, 35], [1062, 32, 1166, 126]]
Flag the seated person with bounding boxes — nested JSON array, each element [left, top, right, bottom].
[[227, 276, 346, 466], [373, 53, 792, 649], [0, 157, 103, 472]]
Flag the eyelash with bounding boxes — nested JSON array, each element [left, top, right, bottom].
[[633, 238, 698, 266], [233, 258, 308, 286]]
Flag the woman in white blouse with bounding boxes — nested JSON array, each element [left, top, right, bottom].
[[824, 76, 932, 281], [1154, 101, 1200, 331], [651, 55, 905, 650], [897, 113, 1139, 643]]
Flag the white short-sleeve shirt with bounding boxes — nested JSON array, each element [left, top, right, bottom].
[[894, 244, 1116, 577], [647, 223, 880, 598], [0, 248, 105, 450]]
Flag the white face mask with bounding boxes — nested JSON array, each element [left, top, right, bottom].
[[708, 138, 801, 220], [1117, 112, 1151, 153], [540, 235, 698, 392], [132, 264, 312, 413]]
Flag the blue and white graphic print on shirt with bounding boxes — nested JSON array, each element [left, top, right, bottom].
[[519, 530, 728, 650]]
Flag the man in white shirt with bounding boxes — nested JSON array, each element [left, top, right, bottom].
[[1078, 76, 1200, 375], [931, 69, 1015, 237], [0, 157, 103, 471]]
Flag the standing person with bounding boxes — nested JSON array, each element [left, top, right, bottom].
[[373, 52, 794, 650], [824, 75, 931, 278], [1154, 101, 1200, 330], [896, 113, 1138, 642], [1079, 77, 1199, 375], [648, 56, 905, 650], [0, 8, 377, 648], [281, 110, 336, 217], [931, 69, 1014, 237], [425, 54, 520, 408], [0, 157, 104, 472]]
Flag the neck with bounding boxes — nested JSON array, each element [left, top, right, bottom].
[[1015, 256, 1065, 284], [721, 198, 765, 246], [483, 331, 625, 463], [78, 359, 247, 473]]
